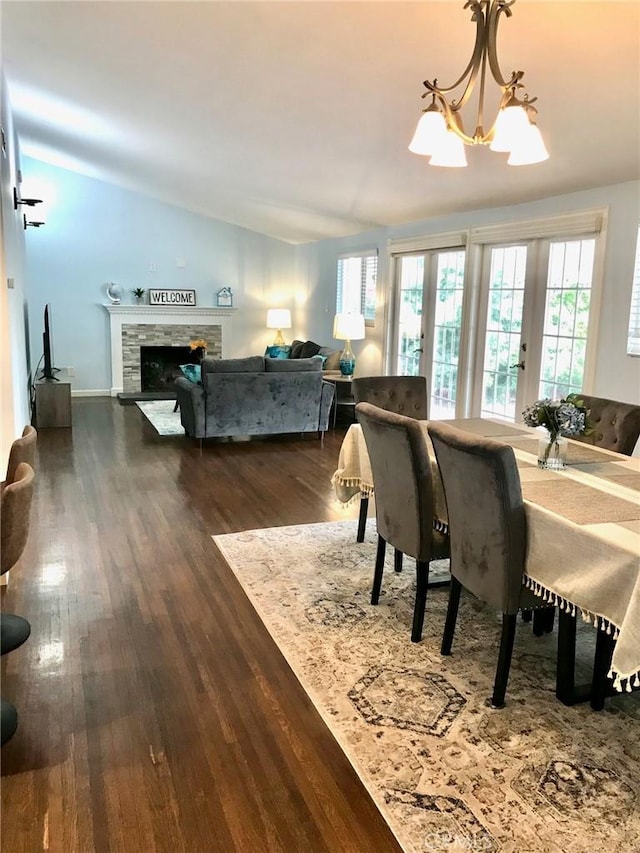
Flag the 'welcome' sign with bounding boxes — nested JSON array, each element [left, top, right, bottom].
[[149, 289, 196, 306]]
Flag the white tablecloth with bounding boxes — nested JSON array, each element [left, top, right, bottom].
[[332, 418, 640, 691]]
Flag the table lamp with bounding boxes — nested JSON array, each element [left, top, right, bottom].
[[333, 313, 365, 376], [266, 308, 292, 346]]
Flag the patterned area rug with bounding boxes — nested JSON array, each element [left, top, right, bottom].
[[136, 400, 183, 435], [213, 520, 640, 853]]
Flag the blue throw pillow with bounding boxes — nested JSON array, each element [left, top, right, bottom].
[[265, 345, 291, 359], [179, 364, 201, 383]]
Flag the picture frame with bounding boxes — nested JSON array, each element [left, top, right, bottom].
[[148, 288, 196, 307], [216, 287, 233, 308]]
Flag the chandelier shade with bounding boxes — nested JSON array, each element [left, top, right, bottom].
[[409, 0, 549, 167]]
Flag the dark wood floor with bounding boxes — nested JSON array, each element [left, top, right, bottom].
[[1, 399, 401, 853]]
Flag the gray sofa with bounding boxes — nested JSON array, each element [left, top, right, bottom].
[[175, 355, 335, 439]]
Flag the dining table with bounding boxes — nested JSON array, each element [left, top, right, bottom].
[[331, 417, 640, 703]]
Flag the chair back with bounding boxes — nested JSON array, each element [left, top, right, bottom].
[[427, 421, 526, 614], [352, 376, 428, 420], [1, 462, 35, 575], [356, 402, 443, 561], [573, 394, 640, 456], [4, 425, 37, 486]]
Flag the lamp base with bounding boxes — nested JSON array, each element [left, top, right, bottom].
[[339, 340, 355, 376], [272, 329, 286, 346]]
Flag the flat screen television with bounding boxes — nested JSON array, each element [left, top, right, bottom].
[[41, 303, 58, 380]]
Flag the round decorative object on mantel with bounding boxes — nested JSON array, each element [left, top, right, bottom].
[[106, 282, 123, 304]]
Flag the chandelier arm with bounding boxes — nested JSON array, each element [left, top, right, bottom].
[[486, 0, 523, 90], [422, 0, 486, 101]]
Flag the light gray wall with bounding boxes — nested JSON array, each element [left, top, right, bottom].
[[22, 157, 297, 394], [298, 181, 640, 405], [1, 75, 31, 465]]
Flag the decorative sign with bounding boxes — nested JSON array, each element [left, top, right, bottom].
[[216, 287, 233, 307], [148, 288, 196, 306]]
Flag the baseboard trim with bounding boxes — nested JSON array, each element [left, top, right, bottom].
[[71, 389, 111, 397]]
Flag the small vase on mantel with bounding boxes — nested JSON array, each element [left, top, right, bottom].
[[538, 432, 567, 470]]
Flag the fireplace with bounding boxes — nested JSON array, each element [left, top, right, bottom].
[[140, 346, 195, 392], [105, 305, 234, 396]]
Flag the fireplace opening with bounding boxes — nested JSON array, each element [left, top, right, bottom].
[[140, 346, 197, 392]]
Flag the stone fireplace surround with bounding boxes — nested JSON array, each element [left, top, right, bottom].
[[105, 305, 234, 396]]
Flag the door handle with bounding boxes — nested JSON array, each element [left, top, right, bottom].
[[510, 361, 525, 370], [413, 348, 423, 354]]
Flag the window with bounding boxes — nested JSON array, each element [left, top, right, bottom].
[[336, 252, 377, 323], [626, 226, 640, 356]]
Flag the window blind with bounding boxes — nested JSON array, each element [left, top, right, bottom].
[[336, 251, 378, 323], [627, 226, 640, 356]]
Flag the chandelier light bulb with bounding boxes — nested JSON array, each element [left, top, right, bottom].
[[507, 123, 550, 166], [429, 131, 468, 167], [490, 103, 531, 152], [409, 103, 448, 156]]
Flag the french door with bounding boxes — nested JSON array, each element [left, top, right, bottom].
[[391, 248, 467, 419], [472, 237, 597, 421]]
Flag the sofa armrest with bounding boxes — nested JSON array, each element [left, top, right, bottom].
[[175, 376, 205, 437], [319, 381, 335, 431]]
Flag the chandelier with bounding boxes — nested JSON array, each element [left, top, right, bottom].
[[409, 0, 549, 167]]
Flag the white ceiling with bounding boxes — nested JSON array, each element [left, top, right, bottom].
[[3, 1, 639, 244]]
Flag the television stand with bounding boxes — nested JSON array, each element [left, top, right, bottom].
[[34, 371, 71, 428]]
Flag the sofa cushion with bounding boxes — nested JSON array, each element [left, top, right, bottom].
[[319, 346, 341, 371], [265, 356, 323, 372], [179, 363, 202, 383], [204, 356, 265, 374], [300, 340, 322, 358], [264, 345, 292, 359], [290, 339, 305, 359]]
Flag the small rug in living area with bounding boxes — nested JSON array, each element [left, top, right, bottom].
[[213, 520, 639, 853], [136, 400, 183, 435]]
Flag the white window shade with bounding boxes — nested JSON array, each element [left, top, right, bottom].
[[337, 251, 377, 324], [627, 226, 640, 357]]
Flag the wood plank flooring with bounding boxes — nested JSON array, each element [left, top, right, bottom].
[[1, 399, 401, 853]]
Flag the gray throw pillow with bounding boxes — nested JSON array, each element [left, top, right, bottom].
[[265, 357, 322, 372]]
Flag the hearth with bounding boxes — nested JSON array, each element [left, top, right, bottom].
[[140, 346, 195, 392]]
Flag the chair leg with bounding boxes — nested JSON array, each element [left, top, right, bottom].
[[356, 496, 369, 543], [533, 606, 555, 636], [394, 549, 403, 573], [411, 560, 430, 643], [371, 534, 386, 605], [491, 613, 518, 709], [441, 577, 462, 655], [591, 619, 615, 711]]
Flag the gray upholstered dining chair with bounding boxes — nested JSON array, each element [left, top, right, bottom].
[[1, 461, 36, 745], [352, 376, 428, 545], [2, 425, 37, 491], [572, 394, 640, 456], [356, 402, 449, 643], [427, 421, 545, 708]]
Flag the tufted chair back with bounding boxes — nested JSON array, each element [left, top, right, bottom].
[[427, 421, 528, 614], [352, 376, 428, 420], [573, 394, 640, 456], [3, 425, 37, 489]]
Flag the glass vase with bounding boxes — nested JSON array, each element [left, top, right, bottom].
[[538, 433, 567, 470]]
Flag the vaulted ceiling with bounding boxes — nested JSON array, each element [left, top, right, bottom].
[[3, 1, 639, 244]]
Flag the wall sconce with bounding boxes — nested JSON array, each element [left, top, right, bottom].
[[23, 214, 45, 229], [13, 187, 43, 209]]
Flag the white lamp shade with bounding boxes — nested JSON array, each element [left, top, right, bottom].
[[489, 104, 531, 152], [266, 308, 291, 330], [333, 313, 365, 341], [507, 124, 550, 165], [429, 131, 468, 167], [408, 109, 448, 156]]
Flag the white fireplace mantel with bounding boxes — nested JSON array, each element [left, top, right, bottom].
[[104, 304, 234, 396]]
